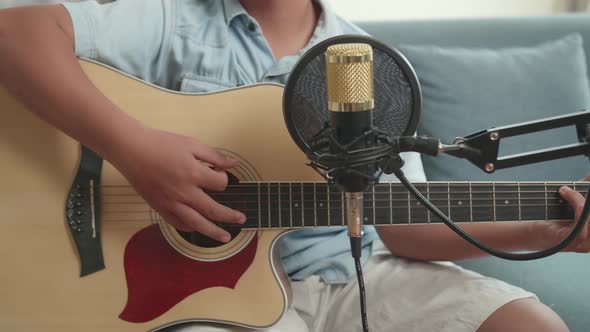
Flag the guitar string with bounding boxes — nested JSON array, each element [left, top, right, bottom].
[[99, 221, 571, 226], [87, 181, 589, 187], [100, 205, 574, 216], [99, 216, 574, 225], [100, 195, 577, 201], [98, 190, 584, 196], [99, 195, 575, 207], [86, 183, 588, 194], [101, 203, 572, 214]]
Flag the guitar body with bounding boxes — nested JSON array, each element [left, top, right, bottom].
[[0, 60, 321, 331]]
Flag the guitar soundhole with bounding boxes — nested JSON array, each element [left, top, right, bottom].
[[178, 227, 242, 248], [177, 171, 242, 248]]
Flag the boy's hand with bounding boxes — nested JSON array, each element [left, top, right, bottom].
[[533, 175, 590, 253], [110, 126, 246, 243]]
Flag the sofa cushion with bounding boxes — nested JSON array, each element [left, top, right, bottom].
[[398, 34, 590, 181], [395, 33, 590, 332]]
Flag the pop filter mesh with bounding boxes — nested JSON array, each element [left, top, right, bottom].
[[283, 35, 421, 155]]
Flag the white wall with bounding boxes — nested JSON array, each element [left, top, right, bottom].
[[331, 0, 573, 21]]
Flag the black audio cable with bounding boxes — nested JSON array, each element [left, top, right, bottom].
[[350, 237, 369, 332]]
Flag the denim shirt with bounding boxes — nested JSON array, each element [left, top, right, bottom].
[[63, 0, 426, 283]]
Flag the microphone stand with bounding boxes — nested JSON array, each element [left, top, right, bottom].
[[440, 110, 590, 172], [394, 110, 590, 260]]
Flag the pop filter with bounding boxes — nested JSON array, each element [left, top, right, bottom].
[[283, 34, 422, 162]]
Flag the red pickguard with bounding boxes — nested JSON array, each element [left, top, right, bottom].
[[119, 225, 258, 323]]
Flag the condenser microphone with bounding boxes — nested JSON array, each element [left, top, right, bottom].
[[325, 43, 376, 239], [283, 35, 424, 240], [283, 36, 423, 332]]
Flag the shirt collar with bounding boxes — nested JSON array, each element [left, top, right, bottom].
[[223, 0, 342, 37], [265, 0, 345, 77], [222, 0, 347, 78], [223, 0, 248, 25], [299, 0, 343, 54]]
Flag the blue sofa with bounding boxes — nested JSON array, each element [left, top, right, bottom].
[[358, 15, 590, 332]]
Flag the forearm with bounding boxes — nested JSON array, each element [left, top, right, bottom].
[[0, 5, 142, 161], [376, 222, 544, 261]]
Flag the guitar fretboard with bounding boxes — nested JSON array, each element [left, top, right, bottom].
[[208, 181, 582, 230]]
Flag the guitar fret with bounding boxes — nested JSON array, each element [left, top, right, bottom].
[[301, 184, 316, 227], [492, 182, 496, 222], [390, 184, 408, 224], [315, 184, 328, 227], [374, 184, 389, 225], [428, 183, 448, 220], [267, 183, 271, 228], [473, 183, 493, 222], [407, 190, 411, 224], [427, 182, 431, 224], [289, 183, 293, 227], [278, 183, 282, 227], [411, 184, 428, 223], [450, 183, 470, 222], [258, 183, 261, 229], [389, 183, 393, 225], [447, 182, 451, 219], [544, 182, 548, 221], [496, 184, 519, 221], [301, 184, 304, 227], [469, 182, 473, 223], [289, 183, 302, 228], [328, 185, 343, 227], [521, 183, 546, 221], [270, 183, 281, 228], [517, 182, 521, 221]]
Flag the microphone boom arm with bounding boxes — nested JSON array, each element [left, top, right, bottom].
[[440, 110, 590, 172]]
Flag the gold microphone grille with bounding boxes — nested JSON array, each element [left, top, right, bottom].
[[326, 43, 374, 112]]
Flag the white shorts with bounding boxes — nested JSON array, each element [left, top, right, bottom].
[[167, 244, 536, 332]]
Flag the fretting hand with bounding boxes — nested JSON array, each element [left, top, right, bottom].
[[533, 175, 590, 253]]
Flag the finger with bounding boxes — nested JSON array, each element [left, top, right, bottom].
[[159, 211, 193, 232], [196, 166, 229, 192], [559, 186, 590, 247], [559, 186, 586, 216], [174, 203, 232, 243], [192, 144, 237, 169], [190, 190, 246, 224]]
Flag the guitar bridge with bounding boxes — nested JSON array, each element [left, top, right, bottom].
[[65, 146, 105, 277]]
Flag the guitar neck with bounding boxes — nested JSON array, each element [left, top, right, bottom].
[[211, 181, 585, 230]]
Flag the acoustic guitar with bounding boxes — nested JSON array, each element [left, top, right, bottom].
[[0, 60, 579, 331]]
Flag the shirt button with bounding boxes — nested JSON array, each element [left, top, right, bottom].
[[248, 22, 257, 32]]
